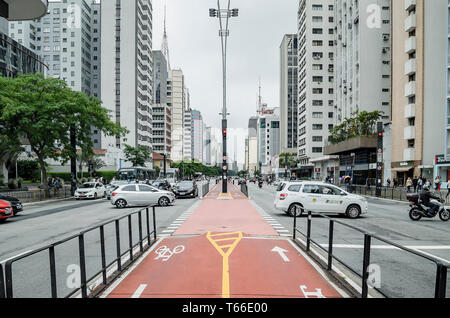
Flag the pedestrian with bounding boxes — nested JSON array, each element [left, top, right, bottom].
[[366, 177, 371, 190], [434, 176, 441, 191], [425, 179, 431, 188], [447, 179, 450, 199], [387, 178, 391, 188], [413, 176, 418, 193], [393, 178, 398, 188], [406, 177, 412, 193], [417, 177, 423, 191]]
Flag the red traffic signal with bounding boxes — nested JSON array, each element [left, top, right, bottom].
[[223, 129, 227, 136]]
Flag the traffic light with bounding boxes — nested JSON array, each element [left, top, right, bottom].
[[223, 129, 227, 138]]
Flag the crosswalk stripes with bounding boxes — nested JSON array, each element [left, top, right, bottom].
[[248, 200, 293, 237]]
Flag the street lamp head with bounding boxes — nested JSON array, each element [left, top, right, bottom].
[[209, 8, 218, 17]]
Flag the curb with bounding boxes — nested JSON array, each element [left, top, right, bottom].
[[22, 197, 74, 207], [360, 195, 409, 204]]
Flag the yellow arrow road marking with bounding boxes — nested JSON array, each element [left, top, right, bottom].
[[207, 232, 243, 298]]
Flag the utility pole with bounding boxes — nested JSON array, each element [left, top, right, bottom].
[[209, 1, 239, 193]]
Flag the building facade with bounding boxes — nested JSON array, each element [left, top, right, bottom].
[[101, 0, 154, 158], [280, 34, 298, 154], [168, 69, 185, 162], [392, 0, 448, 185], [152, 50, 172, 157], [191, 109, 204, 163], [297, 0, 335, 178]]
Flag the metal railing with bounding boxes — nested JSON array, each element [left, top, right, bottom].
[[0, 263, 4, 299], [341, 184, 450, 204], [293, 211, 448, 298], [201, 182, 210, 197], [0, 186, 72, 203], [2, 205, 159, 298]]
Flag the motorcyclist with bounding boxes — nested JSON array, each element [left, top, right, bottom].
[[419, 185, 442, 216]]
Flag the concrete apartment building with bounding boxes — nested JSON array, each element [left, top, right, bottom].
[[101, 0, 154, 159], [183, 108, 192, 161], [322, 0, 392, 184], [247, 117, 258, 175], [392, 0, 448, 184], [191, 109, 204, 163], [257, 107, 281, 174], [152, 50, 172, 158], [280, 34, 298, 154], [296, 0, 336, 179], [168, 69, 186, 162]]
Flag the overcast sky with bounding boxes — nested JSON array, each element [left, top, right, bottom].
[[152, 0, 298, 164]]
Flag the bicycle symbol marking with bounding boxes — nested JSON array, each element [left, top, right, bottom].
[[154, 245, 185, 262]]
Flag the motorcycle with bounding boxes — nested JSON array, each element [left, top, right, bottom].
[[406, 193, 450, 221]]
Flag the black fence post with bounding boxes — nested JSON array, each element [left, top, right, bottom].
[[152, 206, 157, 241], [293, 208, 297, 241], [434, 263, 448, 298], [0, 264, 5, 299], [49, 246, 57, 298], [128, 215, 133, 261], [78, 234, 88, 298], [5, 261, 13, 298], [99, 226, 107, 285], [115, 220, 122, 272], [306, 211, 312, 252], [328, 220, 334, 271], [138, 211, 143, 252], [146, 208, 150, 246], [362, 234, 372, 298]]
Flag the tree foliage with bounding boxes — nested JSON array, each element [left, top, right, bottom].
[[279, 153, 299, 168], [0, 74, 128, 190], [123, 144, 151, 167], [171, 160, 221, 178], [328, 110, 384, 145]]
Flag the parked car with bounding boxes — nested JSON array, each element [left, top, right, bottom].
[[0, 193, 23, 216], [106, 181, 129, 200], [75, 182, 107, 200], [111, 184, 175, 208], [274, 181, 368, 219], [172, 181, 198, 198], [0, 199, 14, 223]]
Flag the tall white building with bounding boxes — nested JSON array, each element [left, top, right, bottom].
[[333, 0, 392, 124], [101, 0, 154, 156], [168, 69, 186, 162], [280, 34, 298, 154], [183, 108, 192, 161], [191, 109, 204, 163], [296, 0, 335, 178]]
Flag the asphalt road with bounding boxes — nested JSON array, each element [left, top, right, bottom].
[[0, 181, 209, 298], [247, 182, 450, 298]]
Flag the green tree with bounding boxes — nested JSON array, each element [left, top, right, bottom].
[[0, 74, 128, 192], [123, 144, 151, 167]]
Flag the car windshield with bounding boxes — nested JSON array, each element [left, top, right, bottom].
[[276, 183, 286, 192], [80, 183, 95, 189]]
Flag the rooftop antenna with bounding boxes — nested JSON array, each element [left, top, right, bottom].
[[161, 4, 171, 69]]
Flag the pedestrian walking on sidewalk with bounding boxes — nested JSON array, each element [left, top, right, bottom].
[[434, 176, 441, 191], [406, 177, 413, 193], [417, 177, 423, 191], [413, 176, 418, 193], [387, 178, 391, 188], [446, 179, 450, 199]]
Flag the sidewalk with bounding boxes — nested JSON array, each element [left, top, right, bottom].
[[101, 183, 347, 298]]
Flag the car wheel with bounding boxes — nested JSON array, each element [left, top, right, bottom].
[[94, 193, 98, 200], [288, 203, 304, 217], [346, 204, 361, 219], [158, 196, 170, 207], [115, 199, 127, 209], [103, 191, 106, 198]]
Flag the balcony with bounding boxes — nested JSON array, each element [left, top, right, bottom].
[[405, 0, 416, 11], [2, 0, 48, 21], [403, 148, 415, 161], [405, 13, 416, 32], [405, 36, 416, 54], [404, 58, 416, 75], [404, 104, 416, 119], [404, 126, 415, 140], [405, 81, 416, 97]]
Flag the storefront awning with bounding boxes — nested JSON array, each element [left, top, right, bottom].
[[391, 167, 413, 172]]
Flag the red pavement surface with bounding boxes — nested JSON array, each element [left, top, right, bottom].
[[103, 183, 345, 299]]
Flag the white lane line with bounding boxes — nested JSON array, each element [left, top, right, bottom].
[[277, 230, 290, 233], [162, 230, 175, 233], [319, 244, 450, 250], [131, 284, 148, 298]]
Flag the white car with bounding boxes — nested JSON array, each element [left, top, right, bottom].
[[75, 182, 107, 200], [274, 181, 368, 219], [111, 184, 175, 208]]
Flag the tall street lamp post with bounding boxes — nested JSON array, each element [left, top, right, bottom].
[[209, 1, 239, 194]]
